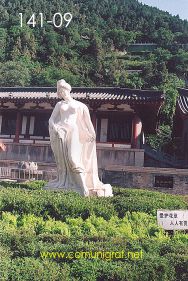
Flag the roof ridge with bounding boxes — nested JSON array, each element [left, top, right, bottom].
[[0, 86, 163, 94]]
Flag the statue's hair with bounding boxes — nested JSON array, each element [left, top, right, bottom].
[[57, 79, 72, 92]]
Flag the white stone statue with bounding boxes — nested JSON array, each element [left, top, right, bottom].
[[44, 79, 113, 197]]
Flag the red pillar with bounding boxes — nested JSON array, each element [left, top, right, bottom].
[[14, 112, 21, 143], [131, 115, 142, 148]]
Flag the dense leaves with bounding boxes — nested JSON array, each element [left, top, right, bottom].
[[0, 0, 187, 89], [0, 183, 188, 280]]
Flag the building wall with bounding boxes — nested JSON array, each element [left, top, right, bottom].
[[0, 110, 143, 149], [103, 167, 188, 195], [0, 143, 144, 168], [0, 101, 146, 168]]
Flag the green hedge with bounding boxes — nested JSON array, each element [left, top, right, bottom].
[[0, 187, 116, 220], [8, 258, 70, 281], [0, 184, 188, 280], [0, 211, 164, 241], [0, 180, 46, 190], [0, 246, 11, 281], [70, 256, 174, 281], [0, 185, 187, 220], [113, 188, 188, 216]]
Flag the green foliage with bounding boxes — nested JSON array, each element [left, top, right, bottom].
[[0, 180, 46, 190], [145, 124, 172, 150], [169, 49, 188, 77], [0, 184, 188, 280], [135, 254, 175, 281], [107, 29, 136, 50], [153, 27, 174, 47], [160, 73, 185, 122], [8, 25, 37, 60], [0, 245, 11, 281], [0, 61, 30, 86], [112, 188, 187, 216], [8, 258, 70, 281], [0, 28, 7, 61], [0, 211, 165, 241], [0, 187, 116, 220], [165, 253, 188, 281], [33, 65, 84, 86], [0, 186, 187, 221], [0, 0, 187, 90]]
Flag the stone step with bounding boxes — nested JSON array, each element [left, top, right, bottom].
[[104, 165, 188, 175]]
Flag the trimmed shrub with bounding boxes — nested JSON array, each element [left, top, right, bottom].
[[135, 254, 175, 281], [0, 185, 188, 280], [0, 180, 46, 190], [8, 257, 70, 281], [164, 253, 188, 281], [112, 188, 188, 217], [0, 245, 11, 281], [0, 188, 116, 220]]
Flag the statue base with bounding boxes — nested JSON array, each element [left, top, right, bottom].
[[44, 183, 113, 197]]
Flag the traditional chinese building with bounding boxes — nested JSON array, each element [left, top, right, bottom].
[[173, 88, 188, 165], [0, 87, 164, 170]]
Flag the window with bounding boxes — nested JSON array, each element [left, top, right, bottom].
[[1, 113, 16, 135], [33, 115, 50, 137], [107, 116, 132, 142]]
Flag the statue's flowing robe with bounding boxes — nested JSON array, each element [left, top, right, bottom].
[[45, 102, 113, 197]]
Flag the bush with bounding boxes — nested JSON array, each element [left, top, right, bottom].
[[0, 245, 11, 281], [8, 258, 70, 281], [0, 212, 164, 241], [0, 188, 116, 220], [0, 180, 46, 190], [165, 253, 188, 281], [70, 256, 175, 281], [0, 185, 188, 280], [97, 260, 134, 281], [0, 227, 38, 258], [71, 259, 100, 281], [112, 188, 188, 217], [134, 254, 175, 281]]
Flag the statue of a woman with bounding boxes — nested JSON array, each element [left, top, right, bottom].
[[44, 79, 113, 197]]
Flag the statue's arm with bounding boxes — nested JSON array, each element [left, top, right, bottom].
[[83, 105, 96, 138]]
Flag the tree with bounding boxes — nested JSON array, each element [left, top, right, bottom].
[[0, 4, 9, 27], [8, 25, 37, 60], [169, 49, 188, 78], [160, 74, 185, 124], [0, 61, 30, 86], [33, 66, 82, 86], [154, 27, 174, 47], [0, 28, 7, 61], [0, 0, 188, 89], [153, 48, 172, 63], [107, 29, 136, 50]]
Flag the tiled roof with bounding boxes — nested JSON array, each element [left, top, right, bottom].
[[0, 87, 164, 104], [178, 88, 188, 115]]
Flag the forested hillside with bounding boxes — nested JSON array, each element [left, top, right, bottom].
[[0, 0, 188, 132], [0, 0, 187, 86]]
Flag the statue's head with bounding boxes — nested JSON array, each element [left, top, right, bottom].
[[57, 79, 72, 99]]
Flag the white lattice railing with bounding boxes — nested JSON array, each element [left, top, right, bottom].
[[0, 167, 57, 181]]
